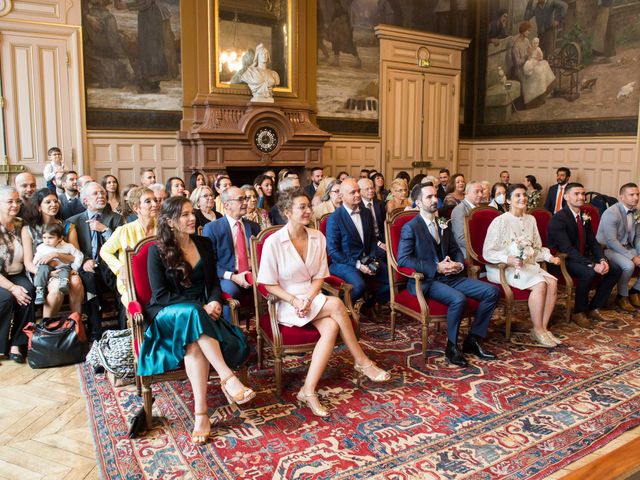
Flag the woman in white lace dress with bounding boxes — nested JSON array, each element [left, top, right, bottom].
[[483, 184, 561, 348]]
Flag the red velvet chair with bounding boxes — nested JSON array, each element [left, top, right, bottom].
[[125, 237, 243, 431], [464, 206, 527, 340], [529, 208, 574, 322], [250, 225, 360, 396], [582, 203, 600, 236], [384, 209, 479, 358]]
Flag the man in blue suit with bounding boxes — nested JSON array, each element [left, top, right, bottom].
[[543, 167, 571, 214], [326, 178, 389, 315], [397, 183, 499, 367], [203, 186, 260, 321]]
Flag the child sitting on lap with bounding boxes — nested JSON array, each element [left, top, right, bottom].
[[33, 223, 83, 305]]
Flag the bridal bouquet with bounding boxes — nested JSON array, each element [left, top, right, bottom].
[[509, 236, 535, 279]]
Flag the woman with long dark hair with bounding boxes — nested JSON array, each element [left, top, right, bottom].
[[524, 175, 543, 210], [166, 177, 186, 198], [139, 197, 253, 445], [22, 188, 84, 318], [189, 171, 207, 193], [101, 174, 121, 214]]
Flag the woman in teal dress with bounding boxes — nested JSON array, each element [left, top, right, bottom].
[[138, 196, 254, 445]]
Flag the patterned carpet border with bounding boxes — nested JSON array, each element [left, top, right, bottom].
[[80, 308, 640, 480]]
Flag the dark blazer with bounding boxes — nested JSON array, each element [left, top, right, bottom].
[[67, 209, 123, 261], [436, 184, 448, 202], [194, 209, 221, 231], [268, 205, 286, 226], [145, 235, 222, 321], [202, 216, 260, 279], [544, 184, 567, 213], [326, 204, 382, 267], [59, 193, 86, 220], [397, 214, 464, 286], [362, 198, 386, 242], [548, 205, 605, 266], [304, 183, 317, 199]]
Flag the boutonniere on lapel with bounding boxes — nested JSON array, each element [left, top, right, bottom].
[[634, 210, 640, 223], [581, 212, 591, 223], [436, 217, 450, 230]]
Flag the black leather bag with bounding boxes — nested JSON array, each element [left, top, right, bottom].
[[23, 313, 88, 369]]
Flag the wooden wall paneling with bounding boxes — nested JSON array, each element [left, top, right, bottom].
[[459, 138, 638, 198], [322, 136, 381, 178], [87, 132, 179, 186]]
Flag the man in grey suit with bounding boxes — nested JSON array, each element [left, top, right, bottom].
[[68, 182, 123, 339], [451, 180, 484, 260], [596, 183, 640, 312]]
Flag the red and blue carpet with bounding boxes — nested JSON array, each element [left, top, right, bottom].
[[81, 310, 640, 479]]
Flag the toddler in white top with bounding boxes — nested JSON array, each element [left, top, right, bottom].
[[33, 223, 83, 305], [43, 147, 64, 191]]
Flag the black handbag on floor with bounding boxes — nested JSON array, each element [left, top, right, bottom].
[[23, 313, 88, 368]]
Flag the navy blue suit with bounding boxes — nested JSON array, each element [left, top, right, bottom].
[[547, 205, 621, 313], [326, 204, 389, 305], [397, 214, 499, 343], [362, 198, 386, 243], [202, 216, 260, 304], [58, 193, 85, 220], [544, 184, 567, 213]]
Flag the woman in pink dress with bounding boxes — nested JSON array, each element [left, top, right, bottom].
[[257, 188, 390, 417]]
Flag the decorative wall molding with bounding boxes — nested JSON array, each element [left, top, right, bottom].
[[1, 0, 79, 24], [0, 1, 13, 17], [87, 131, 179, 186]]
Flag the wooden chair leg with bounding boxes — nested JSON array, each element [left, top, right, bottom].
[[504, 303, 512, 340], [257, 332, 263, 369], [274, 355, 283, 397], [390, 309, 397, 340], [421, 319, 428, 359], [142, 382, 153, 430]]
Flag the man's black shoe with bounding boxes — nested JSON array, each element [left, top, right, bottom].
[[463, 335, 497, 360], [9, 352, 25, 364], [445, 341, 469, 367]]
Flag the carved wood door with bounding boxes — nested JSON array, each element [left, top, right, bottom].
[[0, 31, 74, 176]]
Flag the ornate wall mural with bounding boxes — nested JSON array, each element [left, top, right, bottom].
[[480, 0, 640, 135], [82, 0, 181, 129]]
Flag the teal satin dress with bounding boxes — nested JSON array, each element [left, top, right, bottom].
[[137, 260, 246, 375]]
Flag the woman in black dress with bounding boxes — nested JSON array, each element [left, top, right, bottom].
[[139, 197, 253, 445]]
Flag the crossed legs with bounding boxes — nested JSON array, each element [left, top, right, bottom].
[[183, 335, 252, 437], [300, 297, 389, 415]]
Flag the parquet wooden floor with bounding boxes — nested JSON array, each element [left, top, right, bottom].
[[0, 359, 637, 479], [0, 361, 97, 480]]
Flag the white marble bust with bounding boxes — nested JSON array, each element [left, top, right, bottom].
[[240, 43, 280, 103]]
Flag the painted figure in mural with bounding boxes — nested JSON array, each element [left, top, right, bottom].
[[488, 8, 509, 46], [511, 22, 555, 107], [523, 0, 568, 58], [329, 0, 362, 68], [82, 0, 134, 88], [240, 44, 280, 103], [115, 0, 179, 93], [317, 4, 330, 61]]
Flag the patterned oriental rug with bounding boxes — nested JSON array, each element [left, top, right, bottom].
[[81, 309, 640, 480]]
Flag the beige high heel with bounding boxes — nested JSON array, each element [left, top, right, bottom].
[[546, 331, 562, 345], [220, 374, 256, 405], [191, 412, 211, 446], [354, 361, 391, 382], [296, 390, 330, 417]]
